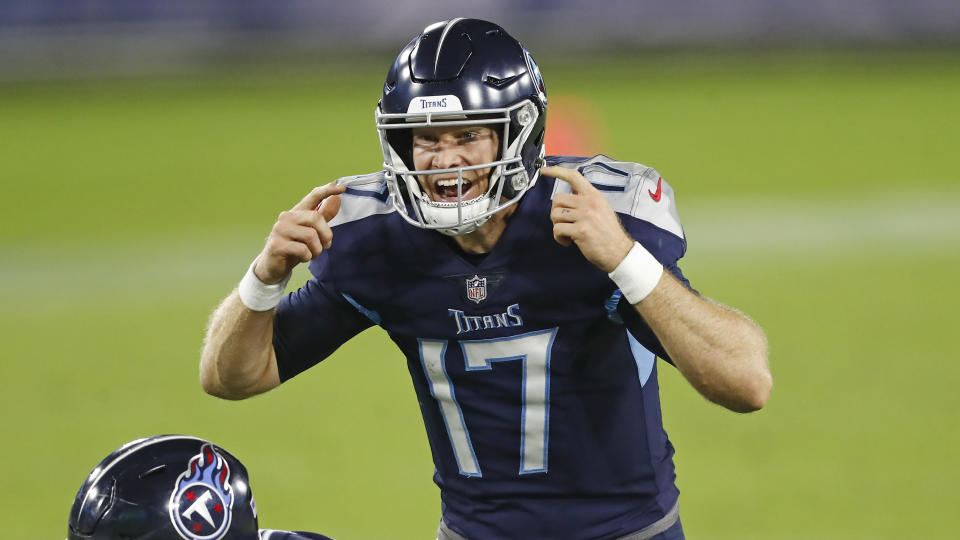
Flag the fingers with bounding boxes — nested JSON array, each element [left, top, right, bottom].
[[550, 191, 582, 245], [551, 191, 583, 225], [292, 182, 347, 212], [255, 184, 344, 284], [551, 193, 578, 209], [550, 205, 578, 223], [276, 222, 325, 255], [275, 210, 334, 251], [541, 165, 592, 194], [266, 236, 315, 264], [261, 207, 333, 279], [547, 170, 632, 271], [552, 222, 576, 247], [317, 193, 342, 222]]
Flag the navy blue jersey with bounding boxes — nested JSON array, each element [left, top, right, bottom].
[[274, 155, 690, 540], [260, 530, 333, 540]]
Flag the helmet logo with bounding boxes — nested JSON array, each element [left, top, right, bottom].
[[407, 94, 464, 115], [466, 275, 488, 304], [169, 444, 234, 540], [524, 50, 547, 106]]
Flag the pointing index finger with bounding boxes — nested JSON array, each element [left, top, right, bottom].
[[540, 165, 591, 194], [293, 182, 347, 212]]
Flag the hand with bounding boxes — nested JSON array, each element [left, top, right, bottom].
[[543, 165, 634, 273], [254, 183, 346, 284]]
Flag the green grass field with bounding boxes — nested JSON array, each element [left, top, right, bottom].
[[2, 49, 958, 539]]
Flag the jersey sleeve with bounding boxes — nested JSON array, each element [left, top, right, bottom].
[[600, 161, 695, 365], [272, 173, 395, 382], [273, 274, 373, 382], [614, 263, 690, 365], [547, 156, 698, 364]]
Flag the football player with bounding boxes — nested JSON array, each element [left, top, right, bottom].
[[67, 435, 333, 540], [201, 18, 771, 540]]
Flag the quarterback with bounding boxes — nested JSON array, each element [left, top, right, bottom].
[[201, 18, 771, 540]]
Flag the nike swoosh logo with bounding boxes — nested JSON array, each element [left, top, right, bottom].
[[649, 177, 663, 202]]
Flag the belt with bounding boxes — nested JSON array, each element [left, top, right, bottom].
[[436, 500, 680, 540], [615, 500, 680, 540]]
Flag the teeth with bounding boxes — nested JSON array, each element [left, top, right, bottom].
[[437, 179, 460, 187]]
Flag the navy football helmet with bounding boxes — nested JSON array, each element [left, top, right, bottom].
[[68, 435, 259, 540], [376, 18, 548, 235]]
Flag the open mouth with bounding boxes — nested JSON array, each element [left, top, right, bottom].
[[433, 177, 477, 202]]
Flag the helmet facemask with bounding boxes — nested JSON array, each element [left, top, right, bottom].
[[376, 99, 543, 236]]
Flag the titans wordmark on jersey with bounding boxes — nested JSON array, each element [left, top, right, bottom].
[[274, 155, 690, 540]]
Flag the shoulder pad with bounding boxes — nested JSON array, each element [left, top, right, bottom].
[[328, 171, 395, 227], [547, 155, 684, 240]]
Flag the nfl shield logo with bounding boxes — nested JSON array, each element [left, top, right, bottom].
[[466, 275, 487, 304]]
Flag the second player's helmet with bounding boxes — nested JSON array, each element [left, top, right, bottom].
[[67, 435, 259, 540], [377, 18, 548, 235]]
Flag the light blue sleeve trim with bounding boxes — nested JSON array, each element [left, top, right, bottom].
[[341, 293, 382, 325], [627, 330, 656, 386], [604, 289, 624, 323]]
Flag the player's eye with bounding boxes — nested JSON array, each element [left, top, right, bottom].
[[458, 130, 484, 143], [413, 136, 439, 149]]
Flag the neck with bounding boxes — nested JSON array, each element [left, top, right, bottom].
[[450, 205, 516, 254]]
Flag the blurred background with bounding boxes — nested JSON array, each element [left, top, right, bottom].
[[2, 1, 958, 538]]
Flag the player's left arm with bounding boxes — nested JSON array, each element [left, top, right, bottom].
[[544, 166, 771, 413]]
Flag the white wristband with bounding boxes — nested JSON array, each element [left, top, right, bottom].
[[608, 242, 664, 304], [238, 258, 291, 312]]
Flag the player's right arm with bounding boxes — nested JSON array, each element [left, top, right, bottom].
[[545, 165, 771, 413], [200, 184, 345, 400]]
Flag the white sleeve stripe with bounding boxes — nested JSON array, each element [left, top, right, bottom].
[[327, 172, 397, 227], [547, 155, 685, 240]]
